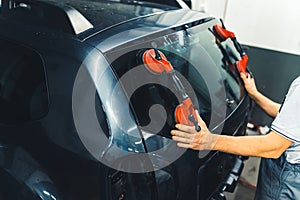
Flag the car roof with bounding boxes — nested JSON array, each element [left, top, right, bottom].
[[0, 0, 178, 35], [0, 0, 212, 55]]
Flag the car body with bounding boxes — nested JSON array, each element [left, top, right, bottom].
[[0, 0, 252, 199]]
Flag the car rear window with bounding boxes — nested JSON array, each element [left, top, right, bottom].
[[105, 19, 245, 136]]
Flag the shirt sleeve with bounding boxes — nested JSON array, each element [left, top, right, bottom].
[[271, 77, 300, 143]]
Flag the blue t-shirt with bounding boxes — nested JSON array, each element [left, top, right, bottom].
[[271, 76, 300, 164]]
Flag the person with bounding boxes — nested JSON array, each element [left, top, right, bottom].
[[171, 72, 300, 199]]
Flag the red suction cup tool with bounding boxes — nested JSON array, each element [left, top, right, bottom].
[[142, 49, 174, 74], [213, 23, 236, 42], [236, 55, 248, 74], [142, 48, 201, 131], [175, 98, 199, 128], [211, 20, 250, 75]]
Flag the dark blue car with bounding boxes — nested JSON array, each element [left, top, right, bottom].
[[0, 0, 252, 199]]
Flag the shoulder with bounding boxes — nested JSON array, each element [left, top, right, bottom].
[[286, 76, 300, 97], [290, 76, 300, 87]]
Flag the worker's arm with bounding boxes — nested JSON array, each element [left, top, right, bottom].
[[209, 131, 291, 158], [240, 73, 281, 118], [171, 112, 292, 159]]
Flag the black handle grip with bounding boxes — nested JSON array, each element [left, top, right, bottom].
[[188, 114, 201, 132]]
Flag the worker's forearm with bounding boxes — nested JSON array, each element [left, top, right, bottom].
[[251, 91, 281, 118], [211, 132, 288, 158]]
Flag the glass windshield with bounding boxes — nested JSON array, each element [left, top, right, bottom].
[[105, 19, 244, 141]]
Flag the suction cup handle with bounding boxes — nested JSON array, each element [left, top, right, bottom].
[[154, 48, 162, 60], [188, 114, 201, 132]]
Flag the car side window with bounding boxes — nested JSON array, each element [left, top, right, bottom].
[[0, 39, 49, 123]]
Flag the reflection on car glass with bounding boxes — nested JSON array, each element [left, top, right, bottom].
[[106, 21, 245, 134]]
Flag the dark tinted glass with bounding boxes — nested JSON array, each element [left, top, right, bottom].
[[0, 39, 48, 123], [106, 20, 244, 138]]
